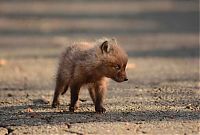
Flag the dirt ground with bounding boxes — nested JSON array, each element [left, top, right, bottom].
[[0, 0, 199, 135]]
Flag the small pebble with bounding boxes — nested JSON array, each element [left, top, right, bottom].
[[7, 93, 13, 97]]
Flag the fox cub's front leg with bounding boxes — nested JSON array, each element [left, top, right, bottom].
[[89, 79, 107, 113]]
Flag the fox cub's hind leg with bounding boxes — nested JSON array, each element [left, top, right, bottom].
[[52, 75, 69, 108], [69, 84, 81, 112]]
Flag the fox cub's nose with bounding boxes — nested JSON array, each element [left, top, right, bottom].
[[124, 78, 128, 81]]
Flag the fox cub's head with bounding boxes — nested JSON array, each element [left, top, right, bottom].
[[99, 39, 128, 82]]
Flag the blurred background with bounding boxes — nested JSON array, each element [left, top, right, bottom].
[[0, 0, 199, 90]]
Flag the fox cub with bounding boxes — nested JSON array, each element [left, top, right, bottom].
[[52, 38, 128, 113]]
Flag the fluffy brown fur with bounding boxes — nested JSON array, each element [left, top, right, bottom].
[[52, 38, 128, 113]]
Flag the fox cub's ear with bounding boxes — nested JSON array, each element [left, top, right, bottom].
[[100, 41, 112, 54]]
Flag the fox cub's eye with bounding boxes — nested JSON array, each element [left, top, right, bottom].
[[114, 64, 121, 70]]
